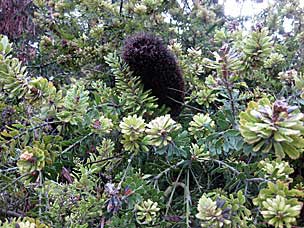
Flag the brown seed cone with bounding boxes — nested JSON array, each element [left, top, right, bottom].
[[122, 33, 185, 117]]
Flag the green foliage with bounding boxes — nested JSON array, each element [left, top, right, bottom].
[[41, 180, 104, 227], [0, 35, 29, 100], [257, 159, 294, 182], [253, 181, 303, 209], [1, 0, 304, 227], [57, 83, 90, 125], [188, 113, 215, 140], [242, 27, 272, 70], [195, 191, 254, 228], [17, 141, 56, 174], [104, 52, 159, 116]]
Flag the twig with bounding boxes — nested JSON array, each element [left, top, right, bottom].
[[4, 121, 61, 145], [85, 152, 124, 165], [222, 67, 237, 128], [189, 168, 202, 193], [245, 177, 270, 183], [27, 60, 58, 69], [0, 167, 18, 173], [185, 169, 191, 228], [0, 172, 31, 192], [119, 0, 123, 15], [200, 158, 270, 183], [118, 153, 134, 190], [0, 208, 24, 218], [200, 158, 240, 175], [165, 167, 184, 215], [61, 132, 94, 155], [152, 160, 187, 181], [168, 87, 191, 96], [167, 96, 204, 112], [38, 171, 43, 216]]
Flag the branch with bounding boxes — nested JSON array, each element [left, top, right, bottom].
[[119, 0, 123, 15], [85, 152, 124, 165], [201, 158, 240, 175], [245, 177, 270, 183], [118, 153, 134, 190], [200, 158, 270, 183], [0, 172, 31, 192], [4, 121, 61, 145], [0, 167, 18, 173], [0, 209, 24, 218], [61, 132, 94, 155], [27, 60, 58, 69], [153, 160, 187, 181], [167, 96, 204, 112]]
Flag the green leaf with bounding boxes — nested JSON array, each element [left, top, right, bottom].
[[274, 142, 285, 159], [281, 143, 300, 159]]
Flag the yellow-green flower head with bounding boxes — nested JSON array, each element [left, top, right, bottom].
[[196, 195, 219, 220], [294, 72, 304, 91], [168, 40, 182, 56], [91, 116, 113, 134], [146, 114, 181, 147], [0, 217, 49, 228], [264, 53, 284, 69], [120, 115, 146, 140], [196, 195, 231, 228], [214, 28, 227, 44], [258, 159, 294, 181], [243, 27, 272, 69], [187, 47, 202, 58], [17, 146, 46, 174], [261, 195, 302, 228], [239, 98, 304, 159], [143, 0, 163, 8], [191, 86, 217, 108], [135, 199, 160, 224], [119, 115, 147, 152], [189, 113, 215, 139], [16, 221, 36, 228], [190, 143, 209, 160], [134, 4, 147, 14]]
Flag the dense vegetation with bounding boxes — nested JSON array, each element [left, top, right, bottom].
[[0, 0, 304, 227]]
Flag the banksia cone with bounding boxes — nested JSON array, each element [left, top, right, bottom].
[[122, 33, 185, 117]]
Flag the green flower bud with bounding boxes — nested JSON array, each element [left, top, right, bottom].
[[190, 143, 209, 160]]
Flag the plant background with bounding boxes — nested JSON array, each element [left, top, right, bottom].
[[0, 0, 304, 227]]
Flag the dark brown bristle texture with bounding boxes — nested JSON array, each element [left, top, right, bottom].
[[122, 33, 185, 117]]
